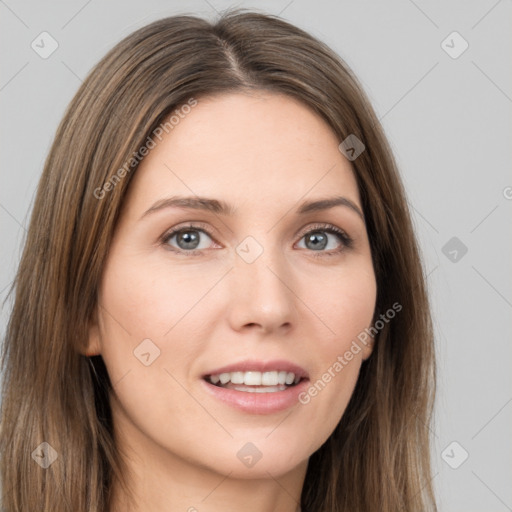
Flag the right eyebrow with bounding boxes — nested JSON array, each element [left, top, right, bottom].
[[140, 196, 236, 220]]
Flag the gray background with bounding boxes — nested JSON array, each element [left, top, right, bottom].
[[1, 1, 511, 510]]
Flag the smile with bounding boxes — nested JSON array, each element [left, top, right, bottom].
[[201, 362, 310, 414], [206, 370, 302, 393]]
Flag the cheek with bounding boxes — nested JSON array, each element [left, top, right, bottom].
[[295, 264, 376, 431], [96, 256, 212, 436], [96, 252, 226, 407], [99, 253, 220, 342], [301, 261, 377, 348]]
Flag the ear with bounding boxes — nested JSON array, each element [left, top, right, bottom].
[[361, 337, 375, 361], [81, 305, 102, 356], [360, 309, 380, 361]]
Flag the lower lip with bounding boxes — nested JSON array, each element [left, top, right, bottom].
[[201, 378, 310, 414]]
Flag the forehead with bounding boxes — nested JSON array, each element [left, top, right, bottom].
[[123, 91, 360, 217]]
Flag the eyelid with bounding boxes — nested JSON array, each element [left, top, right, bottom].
[[160, 221, 217, 243], [295, 222, 350, 240], [295, 222, 354, 256], [160, 221, 353, 255]]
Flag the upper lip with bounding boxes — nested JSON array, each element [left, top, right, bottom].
[[203, 359, 309, 379]]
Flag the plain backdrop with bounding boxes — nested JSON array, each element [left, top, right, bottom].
[[1, 1, 511, 510]]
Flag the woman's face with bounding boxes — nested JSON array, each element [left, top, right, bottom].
[[87, 91, 377, 479]]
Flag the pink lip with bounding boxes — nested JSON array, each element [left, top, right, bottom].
[[201, 378, 310, 415], [200, 359, 310, 415], [202, 359, 309, 379]]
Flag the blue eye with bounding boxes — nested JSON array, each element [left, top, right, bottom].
[[296, 224, 353, 257], [161, 222, 353, 257], [161, 223, 214, 255]]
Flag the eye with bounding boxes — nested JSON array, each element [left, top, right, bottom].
[[161, 223, 217, 255], [295, 223, 353, 257], [160, 222, 353, 257]]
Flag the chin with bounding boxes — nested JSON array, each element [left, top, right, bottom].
[[194, 433, 315, 479]]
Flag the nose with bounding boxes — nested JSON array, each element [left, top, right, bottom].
[[226, 244, 297, 335]]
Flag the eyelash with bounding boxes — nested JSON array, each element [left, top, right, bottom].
[[303, 224, 353, 257], [160, 222, 353, 258]]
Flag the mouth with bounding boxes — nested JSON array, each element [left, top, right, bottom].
[[204, 370, 304, 393], [200, 360, 310, 414]]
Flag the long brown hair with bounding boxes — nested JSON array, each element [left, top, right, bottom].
[[1, 8, 437, 511]]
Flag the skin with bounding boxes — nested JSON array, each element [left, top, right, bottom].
[[85, 91, 377, 512]]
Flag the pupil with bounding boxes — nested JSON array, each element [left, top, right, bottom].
[[178, 231, 199, 249], [307, 232, 327, 250]]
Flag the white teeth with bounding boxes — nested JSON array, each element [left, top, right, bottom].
[[244, 372, 262, 385], [207, 370, 301, 387], [219, 373, 231, 385], [261, 371, 278, 386], [278, 371, 287, 385], [232, 385, 287, 393], [231, 371, 244, 384]]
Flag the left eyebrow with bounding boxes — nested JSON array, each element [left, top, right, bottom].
[[140, 195, 364, 221], [296, 196, 364, 220]]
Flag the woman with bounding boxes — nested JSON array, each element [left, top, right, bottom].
[[0, 8, 437, 512]]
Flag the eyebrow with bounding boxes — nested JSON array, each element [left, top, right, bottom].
[[140, 195, 364, 221]]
